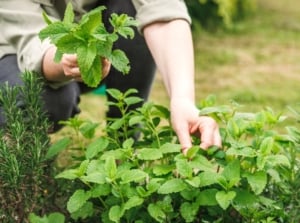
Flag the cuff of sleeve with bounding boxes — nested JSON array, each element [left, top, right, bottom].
[[135, 0, 191, 33]]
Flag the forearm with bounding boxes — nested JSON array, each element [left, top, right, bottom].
[[143, 19, 195, 103]]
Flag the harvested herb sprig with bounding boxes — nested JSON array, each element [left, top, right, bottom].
[[39, 3, 137, 87]]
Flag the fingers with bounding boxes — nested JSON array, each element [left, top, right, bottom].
[[193, 116, 222, 150], [102, 58, 111, 78], [177, 116, 222, 156], [61, 54, 111, 81], [175, 123, 193, 156], [61, 54, 81, 79]]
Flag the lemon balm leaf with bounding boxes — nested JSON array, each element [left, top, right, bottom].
[[77, 43, 97, 74], [79, 7, 105, 36], [63, 2, 75, 25], [77, 44, 102, 87], [39, 22, 71, 43], [108, 49, 130, 74], [42, 11, 53, 25]]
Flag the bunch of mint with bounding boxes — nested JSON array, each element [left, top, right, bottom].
[[39, 3, 137, 87]]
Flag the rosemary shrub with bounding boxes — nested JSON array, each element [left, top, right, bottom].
[[0, 71, 52, 223]]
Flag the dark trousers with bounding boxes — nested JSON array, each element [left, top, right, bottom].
[[0, 1, 156, 132]]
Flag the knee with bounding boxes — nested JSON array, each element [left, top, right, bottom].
[[43, 82, 81, 132]]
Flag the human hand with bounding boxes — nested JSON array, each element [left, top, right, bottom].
[[170, 98, 222, 155], [61, 54, 111, 81]]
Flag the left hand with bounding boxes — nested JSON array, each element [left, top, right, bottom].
[[170, 98, 222, 155]]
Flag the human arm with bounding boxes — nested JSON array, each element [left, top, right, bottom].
[[143, 19, 221, 152], [131, 0, 222, 152]]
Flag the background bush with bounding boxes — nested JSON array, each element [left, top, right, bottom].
[[186, 0, 257, 29]]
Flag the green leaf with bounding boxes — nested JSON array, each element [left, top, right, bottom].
[[70, 201, 94, 221], [105, 156, 117, 180], [124, 196, 144, 211], [54, 49, 64, 63], [91, 184, 111, 197], [222, 159, 240, 187], [77, 43, 102, 87], [45, 137, 71, 159], [28, 213, 48, 223], [153, 164, 175, 176], [120, 169, 148, 184], [85, 137, 109, 159], [124, 96, 143, 106], [147, 203, 166, 223], [29, 212, 65, 223], [190, 154, 214, 172], [185, 176, 201, 188], [158, 179, 187, 194], [176, 159, 193, 178], [180, 202, 199, 223], [63, 2, 75, 24], [109, 49, 130, 74], [106, 88, 122, 100], [79, 121, 99, 139], [77, 43, 97, 74], [80, 172, 106, 184], [199, 171, 219, 187], [42, 11, 53, 25], [266, 154, 290, 167], [78, 160, 90, 176], [129, 115, 144, 126], [226, 146, 256, 157], [137, 148, 163, 160], [244, 171, 267, 195], [67, 189, 91, 213], [197, 189, 218, 206], [147, 178, 162, 193], [216, 190, 236, 210], [55, 168, 78, 180], [160, 143, 181, 154], [259, 137, 274, 155], [38, 22, 71, 43], [55, 34, 83, 54], [226, 119, 241, 138], [186, 146, 200, 159], [109, 205, 123, 223], [79, 6, 105, 35], [233, 189, 258, 208]]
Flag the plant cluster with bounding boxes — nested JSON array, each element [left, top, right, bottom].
[[0, 71, 52, 223], [39, 3, 137, 87], [30, 91, 300, 223]]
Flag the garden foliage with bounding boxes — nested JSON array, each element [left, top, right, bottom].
[[187, 0, 257, 29], [31, 90, 300, 223]]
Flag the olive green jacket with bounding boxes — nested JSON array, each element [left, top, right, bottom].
[[0, 0, 190, 78]]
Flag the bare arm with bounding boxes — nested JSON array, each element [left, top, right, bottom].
[[143, 19, 221, 152]]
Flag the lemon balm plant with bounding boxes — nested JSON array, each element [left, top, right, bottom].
[[39, 3, 137, 87], [32, 90, 300, 223]]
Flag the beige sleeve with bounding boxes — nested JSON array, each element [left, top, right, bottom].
[[0, 0, 58, 74], [131, 0, 191, 33]]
